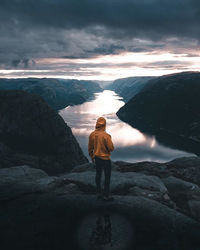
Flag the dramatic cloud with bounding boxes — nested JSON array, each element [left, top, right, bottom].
[[1, 0, 200, 37], [0, 0, 200, 78]]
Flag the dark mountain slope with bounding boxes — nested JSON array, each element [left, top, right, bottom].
[[107, 76, 154, 101], [0, 78, 102, 110], [117, 71, 200, 154], [0, 90, 88, 174]]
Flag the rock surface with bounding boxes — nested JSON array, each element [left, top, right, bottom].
[[1, 162, 200, 250], [0, 165, 84, 201], [127, 186, 173, 207], [61, 171, 167, 195], [116, 157, 200, 222], [162, 176, 200, 217], [164, 157, 200, 185], [1, 193, 200, 250], [0, 90, 88, 174], [116, 156, 200, 185], [188, 200, 200, 221]]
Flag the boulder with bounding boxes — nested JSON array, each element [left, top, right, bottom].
[[162, 176, 200, 220], [162, 176, 200, 199], [0, 165, 68, 201], [0, 165, 48, 182], [188, 200, 200, 221], [116, 160, 167, 177], [61, 171, 167, 195], [128, 186, 174, 208], [54, 183, 83, 195], [164, 157, 200, 185], [70, 162, 95, 173], [116, 157, 200, 186]]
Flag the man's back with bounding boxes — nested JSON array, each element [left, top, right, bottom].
[[89, 129, 114, 160]]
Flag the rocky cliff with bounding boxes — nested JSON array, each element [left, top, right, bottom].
[[117, 71, 200, 154], [1, 157, 200, 250], [0, 78, 102, 110], [0, 90, 88, 174]]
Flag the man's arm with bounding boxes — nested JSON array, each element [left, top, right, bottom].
[[106, 134, 114, 152], [88, 133, 95, 162]]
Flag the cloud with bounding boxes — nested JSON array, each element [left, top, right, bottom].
[[1, 52, 199, 80], [11, 58, 36, 68], [0, 0, 200, 74], [1, 0, 200, 38]]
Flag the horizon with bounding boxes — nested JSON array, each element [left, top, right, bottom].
[[0, 69, 199, 82]]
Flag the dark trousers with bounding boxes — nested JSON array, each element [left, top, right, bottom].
[[95, 156, 111, 197]]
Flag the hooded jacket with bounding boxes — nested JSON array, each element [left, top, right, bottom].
[[88, 117, 114, 160]]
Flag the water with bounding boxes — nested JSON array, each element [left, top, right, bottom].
[[59, 90, 194, 163], [77, 212, 134, 250]]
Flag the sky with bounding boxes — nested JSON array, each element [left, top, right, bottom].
[[0, 0, 200, 80]]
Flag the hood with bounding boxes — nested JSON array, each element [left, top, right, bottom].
[[95, 117, 106, 131]]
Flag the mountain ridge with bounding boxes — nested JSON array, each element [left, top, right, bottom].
[[0, 90, 88, 174], [0, 78, 102, 110], [117, 71, 200, 154], [107, 76, 155, 101]]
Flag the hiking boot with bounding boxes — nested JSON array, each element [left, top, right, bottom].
[[103, 195, 114, 201]]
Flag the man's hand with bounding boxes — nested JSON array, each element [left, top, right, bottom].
[[91, 157, 95, 163]]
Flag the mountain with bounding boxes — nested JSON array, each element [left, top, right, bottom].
[[1, 78, 200, 250], [95, 80, 113, 88], [0, 90, 88, 174], [0, 78, 102, 110], [107, 76, 154, 101], [117, 71, 200, 154]]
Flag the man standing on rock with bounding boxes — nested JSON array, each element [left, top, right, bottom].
[[88, 117, 114, 201]]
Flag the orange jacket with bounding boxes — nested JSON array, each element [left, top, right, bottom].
[[88, 117, 114, 160]]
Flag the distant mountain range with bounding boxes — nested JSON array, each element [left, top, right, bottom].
[[0, 78, 102, 110], [117, 71, 200, 154], [95, 80, 113, 88], [107, 76, 155, 101]]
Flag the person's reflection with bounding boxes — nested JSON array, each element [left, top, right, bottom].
[[89, 214, 112, 248]]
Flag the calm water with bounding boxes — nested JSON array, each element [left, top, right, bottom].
[[77, 212, 133, 250], [59, 90, 194, 163]]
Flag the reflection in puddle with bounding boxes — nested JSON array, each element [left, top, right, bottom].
[[89, 214, 112, 248], [60, 90, 195, 162], [77, 212, 134, 250]]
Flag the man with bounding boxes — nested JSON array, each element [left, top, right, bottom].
[[88, 117, 114, 201]]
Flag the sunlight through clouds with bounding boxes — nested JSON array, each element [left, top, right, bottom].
[[1, 52, 200, 80]]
